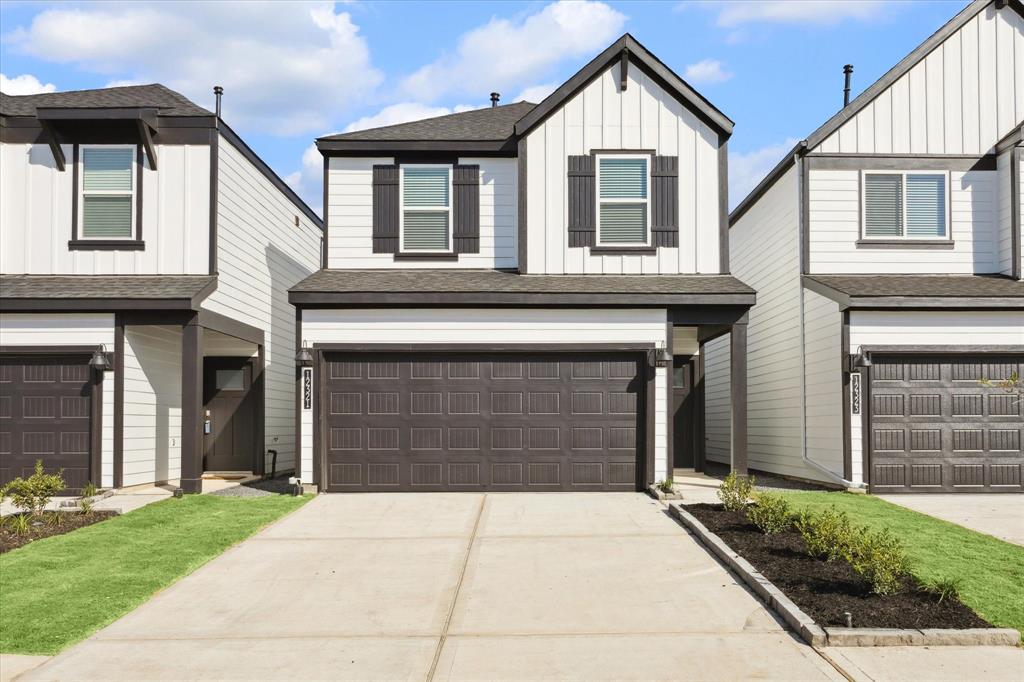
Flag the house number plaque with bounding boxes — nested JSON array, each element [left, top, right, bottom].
[[850, 373, 861, 415], [303, 368, 312, 410]]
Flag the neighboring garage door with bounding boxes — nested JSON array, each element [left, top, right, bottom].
[[322, 352, 646, 492], [0, 354, 95, 490], [869, 353, 1024, 493]]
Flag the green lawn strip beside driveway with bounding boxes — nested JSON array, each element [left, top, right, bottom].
[[0, 494, 309, 655], [780, 491, 1024, 633]]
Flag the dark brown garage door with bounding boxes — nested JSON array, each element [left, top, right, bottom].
[[321, 352, 646, 492], [0, 355, 96, 490], [869, 353, 1023, 493]]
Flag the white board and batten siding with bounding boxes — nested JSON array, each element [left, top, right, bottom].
[[201, 134, 322, 474], [815, 5, 1024, 156], [122, 326, 182, 487], [705, 167, 809, 477], [0, 142, 209, 275], [0, 314, 116, 487], [524, 60, 722, 275], [808, 168, 1000, 274], [299, 308, 670, 483], [326, 157, 518, 269]]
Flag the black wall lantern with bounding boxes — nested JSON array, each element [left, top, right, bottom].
[[294, 342, 313, 367], [848, 348, 872, 372], [90, 346, 112, 371], [649, 344, 672, 368]]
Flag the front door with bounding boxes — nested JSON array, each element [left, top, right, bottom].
[[203, 357, 255, 472], [672, 356, 695, 469]]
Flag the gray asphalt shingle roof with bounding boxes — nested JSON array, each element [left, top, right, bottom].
[[291, 269, 754, 297], [319, 102, 536, 142], [804, 274, 1024, 299], [0, 84, 211, 118], [0, 274, 217, 300]]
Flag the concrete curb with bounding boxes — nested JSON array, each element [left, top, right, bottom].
[[646, 485, 682, 501], [667, 503, 1020, 648]]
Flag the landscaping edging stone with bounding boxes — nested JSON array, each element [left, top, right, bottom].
[[646, 485, 682, 501], [667, 502, 1020, 648]]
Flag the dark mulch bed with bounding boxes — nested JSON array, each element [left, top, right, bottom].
[[685, 503, 992, 630], [0, 511, 118, 554]]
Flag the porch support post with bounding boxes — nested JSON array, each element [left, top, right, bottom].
[[729, 318, 748, 476], [180, 315, 204, 494]]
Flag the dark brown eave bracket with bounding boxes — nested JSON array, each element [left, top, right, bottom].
[[136, 119, 158, 170], [801, 276, 1024, 310], [619, 47, 629, 91], [37, 119, 65, 171], [289, 291, 756, 307], [33, 106, 161, 171]]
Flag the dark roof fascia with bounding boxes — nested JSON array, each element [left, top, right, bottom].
[[0, 276, 218, 312], [35, 106, 160, 129], [995, 120, 1024, 153], [514, 34, 734, 139], [804, 0, 996, 151], [316, 138, 518, 155], [0, 114, 218, 145], [289, 291, 756, 307], [729, 141, 806, 225], [801, 275, 1024, 310], [217, 121, 323, 228]]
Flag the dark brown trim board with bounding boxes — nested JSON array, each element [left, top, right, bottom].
[[859, 364, 871, 485], [1012, 146, 1021, 280], [321, 155, 329, 269], [0, 345, 103, 355], [718, 136, 730, 273], [729, 319, 748, 476], [807, 154, 997, 172], [801, 276, 1024, 311], [855, 239, 954, 249], [294, 308, 302, 481], [858, 344, 1024, 354], [312, 342, 657, 353], [840, 310, 852, 481], [90, 365, 103, 487], [180, 315, 203, 494], [68, 240, 146, 251], [209, 128, 219, 275], [290, 291, 757, 308], [114, 315, 125, 489], [695, 345, 706, 472], [665, 322, 674, 481], [197, 308, 264, 346], [645, 356, 657, 487], [392, 252, 460, 261], [318, 139, 517, 156], [314, 349, 325, 488], [71, 144, 80, 240], [588, 246, 658, 255], [254, 345, 266, 477], [517, 137, 528, 273], [136, 143, 144, 241]]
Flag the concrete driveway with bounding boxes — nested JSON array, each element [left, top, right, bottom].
[[878, 494, 1024, 546], [22, 493, 842, 681]]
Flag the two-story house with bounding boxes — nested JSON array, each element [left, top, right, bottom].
[[289, 35, 756, 492], [705, 0, 1024, 494], [0, 84, 323, 493]]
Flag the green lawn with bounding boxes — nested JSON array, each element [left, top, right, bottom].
[[0, 494, 309, 654], [780, 491, 1024, 632]]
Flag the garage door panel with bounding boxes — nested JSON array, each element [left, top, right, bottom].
[[869, 353, 1024, 493], [323, 352, 645, 492]]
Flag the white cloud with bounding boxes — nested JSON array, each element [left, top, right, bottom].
[[0, 72, 56, 95], [706, 1, 887, 28], [513, 82, 558, 103], [728, 138, 799, 210], [286, 143, 325, 216], [399, 0, 626, 103], [4, 1, 382, 136], [682, 59, 732, 85]]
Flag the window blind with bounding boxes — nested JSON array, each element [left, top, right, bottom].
[[598, 157, 648, 244], [403, 167, 449, 207], [864, 174, 902, 237], [599, 204, 648, 244], [402, 166, 450, 251], [82, 147, 134, 238], [905, 174, 945, 237], [403, 212, 450, 251], [599, 157, 647, 199]]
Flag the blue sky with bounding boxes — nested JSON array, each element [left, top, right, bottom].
[[0, 1, 965, 214]]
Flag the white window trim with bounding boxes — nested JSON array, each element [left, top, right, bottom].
[[399, 163, 454, 253], [860, 169, 950, 241], [595, 153, 652, 247], [78, 144, 137, 241]]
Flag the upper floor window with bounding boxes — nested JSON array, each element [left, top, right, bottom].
[[862, 171, 948, 240], [597, 155, 650, 246], [400, 165, 451, 252], [80, 146, 136, 239]]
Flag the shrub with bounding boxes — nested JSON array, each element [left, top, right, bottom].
[[717, 472, 756, 512], [844, 527, 908, 596], [44, 511, 64, 527], [746, 492, 793, 535], [0, 460, 66, 517], [794, 507, 856, 561], [8, 513, 31, 536], [922, 577, 962, 604], [79, 496, 95, 516], [655, 479, 674, 494], [81, 481, 98, 499]]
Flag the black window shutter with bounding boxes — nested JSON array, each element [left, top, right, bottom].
[[567, 155, 596, 247], [372, 164, 399, 253], [453, 164, 480, 254], [651, 155, 679, 247]]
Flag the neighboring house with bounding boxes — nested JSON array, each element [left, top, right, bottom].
[[0, 85, 323, 493], [289, 35, 755, 492], [706, 0, 1024, 494]]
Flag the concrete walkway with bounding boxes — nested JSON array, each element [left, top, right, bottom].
[[878, 494, 1024, 546], [16, 492, 1023, 681], [21, 493, 842, 681]]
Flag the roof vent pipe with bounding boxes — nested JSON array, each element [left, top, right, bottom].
[[842, 65, 853, 107], [214, 85, 223, 118], [490, 92, 500, 108]]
